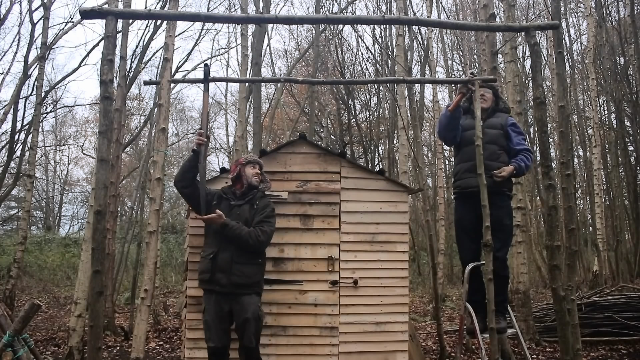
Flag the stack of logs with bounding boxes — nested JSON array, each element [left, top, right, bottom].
[[533, 284, 640, 341], [0, 300, 43, 360]]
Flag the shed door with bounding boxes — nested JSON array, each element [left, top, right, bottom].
[[338, 162, 411, 360], [256, 147, 342, 360]]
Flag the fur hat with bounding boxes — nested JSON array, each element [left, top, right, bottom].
[[460, 82, 512, 116], [228, 154, 271, 192]]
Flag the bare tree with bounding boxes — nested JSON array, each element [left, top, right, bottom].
[[130, 0, 179, 355], [103, 0, 132, 334], [525, 29, 573, 360], [500, 0, 536, 341], [584, 0, 609, 285], [250, 0, 270, 152], [2, 0, 52, 311], [85, 0, 120, 357], [550, 0, 582, 357], [233, 0, 250, 159], [394, 0, 409, 184]]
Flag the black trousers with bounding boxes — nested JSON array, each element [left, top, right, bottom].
[[454, 191, 513, 317], [203, 291, 264, 360]]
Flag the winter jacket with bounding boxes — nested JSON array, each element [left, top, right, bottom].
[[174, 149, 276, 295], [437, 91, 533, 195]]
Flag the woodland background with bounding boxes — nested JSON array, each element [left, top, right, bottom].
[[0, 0, 639, 358]]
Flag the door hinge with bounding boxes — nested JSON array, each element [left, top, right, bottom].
[[327, 255, 336, 271]]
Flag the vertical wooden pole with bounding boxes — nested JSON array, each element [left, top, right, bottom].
[[473, 81, 499, 359], [199, 63, 210, 214]]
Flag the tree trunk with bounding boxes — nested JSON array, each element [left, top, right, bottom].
[[307, 0, 321, 141], [129, 197, 146, 334], [500, 0, 537, 341], [64, 176, 95, 360], [550, 0, 582, 357], [422, 0, 447, 300], [104, 0, 132, 333], [130, 0, 178, 356], [115, 107, 156, 306], [394, 0, 409, 184], [86, 0, 119, 357], [584, 0, 609, 285], [2, 0, 52, 312], [233, 0, 250, 159], [525, 31, 573, 360], [126, 102, 155, 335], [251, 0, 270, 152]]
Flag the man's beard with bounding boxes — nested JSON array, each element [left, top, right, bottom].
[[247, 177, 260, 187], [245, 173, 261, 188]]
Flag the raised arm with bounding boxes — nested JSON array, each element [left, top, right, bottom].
[[220, 198, 276, 252], [506, 117, 534, 178], [173, 148, 217, 216], [437, 105, 463, 147]]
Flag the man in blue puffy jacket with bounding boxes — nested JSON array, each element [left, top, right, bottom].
[[437, 82, 533, 335]]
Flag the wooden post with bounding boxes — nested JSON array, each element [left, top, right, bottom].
[[473, 81, 499, 359], [0, 301, 42, 351], [0, 301, 44, 360], [78, 7, 560, 31], [199, 63, 210, 215], [143, 75, 498, 86], [0, 300, 43, 360]]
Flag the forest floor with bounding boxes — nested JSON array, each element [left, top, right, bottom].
[[9, 285, 640, 360], [411, 289, 640, 360]]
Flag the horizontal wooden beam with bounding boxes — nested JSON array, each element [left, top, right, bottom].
[[142, 75, 498, 86], [79, 7, 560, 32]]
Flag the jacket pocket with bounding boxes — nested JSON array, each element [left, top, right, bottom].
[[198, 248, 218, 282], [231, 253, 265, 286]]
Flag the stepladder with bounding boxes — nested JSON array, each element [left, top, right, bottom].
[[455, 261, 532, 360]]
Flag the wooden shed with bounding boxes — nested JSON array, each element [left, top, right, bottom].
[[181, 134, 420, 360]]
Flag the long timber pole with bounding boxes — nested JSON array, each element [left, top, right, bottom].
[[199, 64, 209, 217], [79, 7, 560, 32], [143, 75, 498, 86]]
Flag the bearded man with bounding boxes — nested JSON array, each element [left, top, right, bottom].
[[174, 130, 276, 360]]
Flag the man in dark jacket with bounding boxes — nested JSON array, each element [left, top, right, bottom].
[[437, 82, 533, 335], [174, 130, 276, 360]]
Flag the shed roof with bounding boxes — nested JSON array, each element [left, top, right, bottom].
[[208, 133, 422, 195]]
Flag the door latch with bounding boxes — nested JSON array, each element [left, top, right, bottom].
[[327, 255, 335, 271], [328, 278, 359, 287]]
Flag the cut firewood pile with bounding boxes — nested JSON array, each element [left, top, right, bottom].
[[533, 284, 640, 341]]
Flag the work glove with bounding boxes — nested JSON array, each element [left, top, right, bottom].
[[456, 71, 476, 98]]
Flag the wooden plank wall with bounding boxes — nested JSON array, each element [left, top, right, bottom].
[[339, 161, 410, 360], [183, 141, 342, 360]]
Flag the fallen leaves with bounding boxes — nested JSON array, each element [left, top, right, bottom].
[[11, 286, 182, 360], [6, 284, 640, 359], [410, 289, 640, 360]]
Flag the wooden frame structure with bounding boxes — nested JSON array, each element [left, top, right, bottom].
[[0, 300, 43, 360], [77, 4, 562, 360]]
